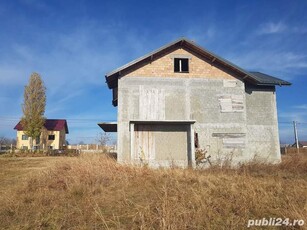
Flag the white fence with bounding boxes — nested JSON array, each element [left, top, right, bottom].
[[67, 144, 117, 153]]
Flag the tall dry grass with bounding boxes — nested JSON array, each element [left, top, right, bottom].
[[0, 153, 306, 229]]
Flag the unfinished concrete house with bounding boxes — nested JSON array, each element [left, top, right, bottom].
[[99, 38, 290, 167]]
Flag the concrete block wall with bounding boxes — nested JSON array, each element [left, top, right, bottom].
[[245, 85, 281, 162], [117, 76, 281, 166]]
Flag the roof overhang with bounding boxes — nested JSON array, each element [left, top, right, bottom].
[[98, 122, 117, 132]]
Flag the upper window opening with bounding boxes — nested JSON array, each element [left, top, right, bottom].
[[174, 58, 189, 73], [48, 135, 55, 140]]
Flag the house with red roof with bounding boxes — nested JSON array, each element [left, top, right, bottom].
[[14, 119, 69, 150]]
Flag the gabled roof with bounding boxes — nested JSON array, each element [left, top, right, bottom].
[[105, 38, 291, 89], [14, 119, 69, 134]]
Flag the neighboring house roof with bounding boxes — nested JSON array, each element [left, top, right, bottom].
[[301, 141, 307, 146], [14, 119, 69, 134], [291, 141, 307, 147], [105, 38, 291, 89]]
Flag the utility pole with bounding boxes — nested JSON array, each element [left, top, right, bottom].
[[293, 121, 299, 152]]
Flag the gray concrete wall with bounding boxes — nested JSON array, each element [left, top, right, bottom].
[[245, 84, 281, 163], [117, 76, 281, 167]]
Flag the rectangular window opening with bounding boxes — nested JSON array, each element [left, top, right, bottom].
[[174, 58, 189, 73], [22, 135, 28, 140], [48, 135, 55, 140]]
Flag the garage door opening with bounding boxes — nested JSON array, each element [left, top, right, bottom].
[[130, 120, 195, 168]]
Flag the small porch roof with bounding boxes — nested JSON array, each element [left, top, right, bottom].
[[97, 122, 117, 132]]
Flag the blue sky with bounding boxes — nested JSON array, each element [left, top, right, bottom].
[[0, 0, 306, 144]]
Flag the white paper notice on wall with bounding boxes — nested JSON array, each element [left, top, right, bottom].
[[219, 97, 233, 112], [231, 95, 244, 112], [219, 95, 244, 113], [223, 137, 245, 148], [223, 80, 237, 88]]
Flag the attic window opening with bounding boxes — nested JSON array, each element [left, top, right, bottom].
[[174, 58, 189, 73]]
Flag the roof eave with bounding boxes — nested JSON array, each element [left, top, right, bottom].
[[65, 123, 69, 134], [256, 82, 292, 86]]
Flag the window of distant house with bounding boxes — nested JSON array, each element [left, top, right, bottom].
[[35, 136, 40, 144], [48, 135, 55, 140], [22, 135, 28, 140], [174, 58, 189, 73]]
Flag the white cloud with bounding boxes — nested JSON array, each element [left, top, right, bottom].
[[186, 27, 216, 43], [293, 104, 307, 110], [292, 26, 307, 34], [279, 110, 307, 123], [256, 22, 307, 36], [228, 51, 307, 79], [257, 22, 286, 35]]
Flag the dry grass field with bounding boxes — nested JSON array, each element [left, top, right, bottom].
[[0, 153, 306, 229]]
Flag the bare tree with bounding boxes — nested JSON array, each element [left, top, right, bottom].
[[0, 136, 15, 145], [0, 136, 9, 145], [96, 132, 110, 146], [21, 72, 46, 150]]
